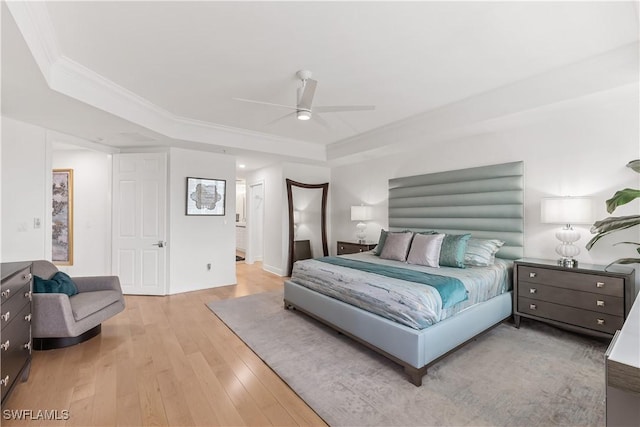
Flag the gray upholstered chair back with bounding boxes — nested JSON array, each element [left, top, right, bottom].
[[31, 260, 60, 280]]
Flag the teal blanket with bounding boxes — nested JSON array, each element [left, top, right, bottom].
[[317, 256, 468, 309]]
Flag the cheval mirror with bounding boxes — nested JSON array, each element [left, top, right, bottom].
[[286, 179, 329, 276]]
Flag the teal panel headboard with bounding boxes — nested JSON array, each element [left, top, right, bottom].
[[388, 161, 524, 260]]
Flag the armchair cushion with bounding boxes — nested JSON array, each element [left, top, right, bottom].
[[70, 290, 122, 321], [33, 271, 79, 296]]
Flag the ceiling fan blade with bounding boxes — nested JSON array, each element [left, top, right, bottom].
[[264, 111, 297, 127], [298, 78, 317, 110], [312, 113, 331, 129], [314, 105, 376, 113], [233, 98, 298, 111]]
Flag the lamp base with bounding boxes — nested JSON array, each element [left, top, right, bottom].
[[355, 222, 367, 243], [558, 258, 578, 268]]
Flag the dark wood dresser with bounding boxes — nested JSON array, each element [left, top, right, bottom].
[[1, 262, 33, 405], [513, 258, 636, 338], [337, 241, 377, 255]]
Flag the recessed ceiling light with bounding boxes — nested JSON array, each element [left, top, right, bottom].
[[239, 164, 246, 169]]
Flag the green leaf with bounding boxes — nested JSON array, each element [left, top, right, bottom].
[[612, 241, 640, 247], [605, 258, 640, 270], [586, 215, 640, 250], [627, 159, 640, 173], [605, 189, 640, 213]]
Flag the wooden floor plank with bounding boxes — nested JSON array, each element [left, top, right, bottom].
[[2, 262, 327, 427]]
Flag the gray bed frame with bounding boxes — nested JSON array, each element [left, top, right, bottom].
[[284, 161, 524, 386]]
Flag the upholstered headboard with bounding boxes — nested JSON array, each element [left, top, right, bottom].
[[388, 161, 524, 260]]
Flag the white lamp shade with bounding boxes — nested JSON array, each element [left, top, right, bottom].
[[351, 205, 372, 221], [541, 197, 594, 224]]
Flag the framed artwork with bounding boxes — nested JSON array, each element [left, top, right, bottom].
[[52, 169, 74, 265], [186, 177, 226, 216]]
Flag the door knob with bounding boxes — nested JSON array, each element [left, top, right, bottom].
[[152, 241, 166, 248]]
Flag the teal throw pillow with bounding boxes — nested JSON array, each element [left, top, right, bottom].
[[373, 229, 389, 256], [439, 234, 471, 268], [33, 271, 79, 296]]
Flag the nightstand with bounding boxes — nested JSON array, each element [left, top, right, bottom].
[[337, 241, 377, 255], [513, 258, 636, 338]]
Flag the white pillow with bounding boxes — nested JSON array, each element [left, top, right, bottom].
[[406, 233, 445, 267]]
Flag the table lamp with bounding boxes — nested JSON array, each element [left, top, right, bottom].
[[541, 197, 594, 268], [351, 205, 372, 243]]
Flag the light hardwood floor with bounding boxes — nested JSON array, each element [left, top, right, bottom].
[[3, 261, 327, 427]]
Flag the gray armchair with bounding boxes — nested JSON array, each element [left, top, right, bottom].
[[31, 260, 125, 350]]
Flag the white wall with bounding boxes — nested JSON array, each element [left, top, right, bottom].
[[331, 85, 640, 268], [168, 147, 236, 293], [1, 117, 49, 262], [52, 149, 111, 276]]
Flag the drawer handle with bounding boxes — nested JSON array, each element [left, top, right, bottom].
[[1, 289, 10, 299], [596, 282, 605, 288], [529, 304, 537, 310], [22, 273, 32, 281], [25, 291, 32, 301], [529, 288, 537, 294], [0, 340, 9, 351], [529, 272, 537, 278], [0, 375, 9, 387], [597, 319, 605, 325], [23, 342, 31, 351], [1, 311, 10, 322], [596, 300, 605, 307], [24, 313, 32, 322]]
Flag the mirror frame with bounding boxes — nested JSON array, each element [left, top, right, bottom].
[[286, 179, 329, 276]]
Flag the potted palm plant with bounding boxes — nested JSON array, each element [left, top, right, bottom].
[[586, 159, 640, 268]]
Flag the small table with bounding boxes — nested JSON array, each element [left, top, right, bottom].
[[337, 241, 377, 255], [293, 240, 312, 262], [513, 258, 635, 338]]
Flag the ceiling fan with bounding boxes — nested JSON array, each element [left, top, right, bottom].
[[234, 70, 375, 128]]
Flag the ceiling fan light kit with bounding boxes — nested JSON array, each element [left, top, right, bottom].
[[297, 110, 312, 121], [234, 69, 375, 128]]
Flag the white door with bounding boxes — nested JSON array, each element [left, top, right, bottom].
[[247, 182, 264, 263], [112, 153, 167, 295]]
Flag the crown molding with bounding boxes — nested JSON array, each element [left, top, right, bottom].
[[6, 2, 326, 162]]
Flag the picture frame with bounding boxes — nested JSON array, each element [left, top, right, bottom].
[[52, 169, 74, 265], [186, 177, 226, 216]]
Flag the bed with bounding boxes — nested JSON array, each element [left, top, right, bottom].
[[284, 161, 524, 386]]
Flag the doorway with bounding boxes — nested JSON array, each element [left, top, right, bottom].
[[247, 181, 264, 264]]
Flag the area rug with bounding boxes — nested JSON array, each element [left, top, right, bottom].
[[207, 291, 608, 427]]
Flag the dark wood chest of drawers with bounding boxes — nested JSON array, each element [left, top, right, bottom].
[[1, 262, 33, 405], [337, 241, 377, 255], [513, 258, 636, 338]]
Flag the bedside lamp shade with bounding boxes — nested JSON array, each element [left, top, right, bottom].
[[541, 197, 593, 225], [541, 197, 593, 268], [351, 205, 372, 243]]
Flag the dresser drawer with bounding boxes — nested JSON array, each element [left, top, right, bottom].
[[337, 242, 376, 255], [0, 303, 31, 402], [518, 266, 624, 297], [1, 266, 31, 304], [517, 282, 624, 316], [518, 296, 624, 335], [1, 282, 31, 331]]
